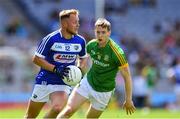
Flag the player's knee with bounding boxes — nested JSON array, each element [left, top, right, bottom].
[[51, 104, 64, 113]]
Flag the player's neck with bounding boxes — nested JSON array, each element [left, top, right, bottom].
[[60, 29, 73, 39]]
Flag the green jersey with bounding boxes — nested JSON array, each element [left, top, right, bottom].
[[86, 38, 128, 92]]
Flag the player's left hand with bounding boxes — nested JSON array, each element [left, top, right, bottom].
[[53, 65, 70, 78], [122, 100, 136, 115], [62, 67, 70, 77]]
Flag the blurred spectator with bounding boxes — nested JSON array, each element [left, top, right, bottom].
[[33, 0, 61, 4], [133, 62, 148, 108], [0, 57, 14, 85], [142, 0, 157, 7], [174, 19, 180, 31], [142, 59, 158, 90], [0, 34, 5, 46], [129, 0, 156, 7], [161, 32, 176, 56], [105, 0, 129, 15], [153, 18, 173, 36], [167, 56, 180, 110], [4, 17, 28, 38], [142, 59, 159, 107], [48, 10, 59, 31]]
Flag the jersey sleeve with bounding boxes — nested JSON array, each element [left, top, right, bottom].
[[35, 35, 53, 58], [110, 40, 128, 67], [79, 37, 87, 58], [86, 39, 96, 54], [86, 41, 90, 54]]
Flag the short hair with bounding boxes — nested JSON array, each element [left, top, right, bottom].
[[95, 18, 111, 31], [59, 9, 79, 20]]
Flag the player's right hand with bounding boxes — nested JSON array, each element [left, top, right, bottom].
[[122, 100, 136, 115], [53, 65, 70, 78]]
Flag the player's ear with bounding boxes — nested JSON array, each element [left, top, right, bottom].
[[61, 19, 68, 28], [108, 30, 111, 36]]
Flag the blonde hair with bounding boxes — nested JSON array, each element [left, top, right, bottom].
[[59, 9, 79, 20], [95, 18, 111, 31]]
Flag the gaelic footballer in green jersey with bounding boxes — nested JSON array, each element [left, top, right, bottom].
[[86, 38, 128, 92], [57, 18, 135, 119]]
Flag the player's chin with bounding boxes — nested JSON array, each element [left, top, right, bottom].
[[73, 31, 78, 35], [74, 28, 79, 34], [98, 39, 103, 42]]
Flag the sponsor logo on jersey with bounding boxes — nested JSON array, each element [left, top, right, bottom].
[[104, 55, 109, 61], [92, 58, 110, 67], [51, 43, 82, 52], [97, 55, 101, 60], [54, 54, 76, 63], [90, 50, 96, 55]]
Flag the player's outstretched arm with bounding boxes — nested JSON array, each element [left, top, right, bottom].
[[119, 64, 136, 115]]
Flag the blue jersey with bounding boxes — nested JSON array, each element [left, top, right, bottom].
[[34, 30, 87, 85]]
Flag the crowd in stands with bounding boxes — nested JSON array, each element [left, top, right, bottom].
[[0, 0, 180, 110]]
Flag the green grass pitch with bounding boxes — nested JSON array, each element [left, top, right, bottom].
[[0, 108, 180, 118]]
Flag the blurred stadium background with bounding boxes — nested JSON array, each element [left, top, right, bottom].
[[0, 0, 180, 118]]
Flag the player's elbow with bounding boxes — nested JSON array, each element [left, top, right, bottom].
[[32, 56, 35, 63], [32, 55, 41, 66], [32, 56, 37, 64]]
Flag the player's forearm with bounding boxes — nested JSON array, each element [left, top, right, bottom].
[[120, 66, 133, 101], [124, 76, 133, 101], [78, 57, 88, 75], [33, 55, 54, 72]]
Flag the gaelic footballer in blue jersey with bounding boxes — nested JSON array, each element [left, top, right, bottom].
[[35, 30, 86, 85], [25, 9, 87, 119]]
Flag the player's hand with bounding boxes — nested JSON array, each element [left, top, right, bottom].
[[62, 67, 70, 77], [122, 100, 136, 115], [53, 65, 70, 78]]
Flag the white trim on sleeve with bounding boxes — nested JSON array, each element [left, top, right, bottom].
[[35, 52, 45, 59]]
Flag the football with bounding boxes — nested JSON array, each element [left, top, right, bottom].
[[62, 65, 82, 86]]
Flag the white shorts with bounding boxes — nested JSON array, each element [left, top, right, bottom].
[[31, 84, 72, 102], [75, 76, 113, 111]]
